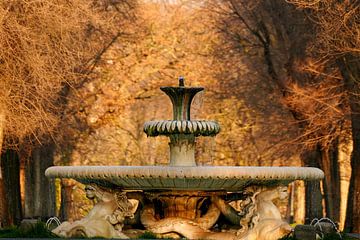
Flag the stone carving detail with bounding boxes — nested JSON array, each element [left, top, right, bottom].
[[235, 186, 293, 240], [140, 202, 221, 239], [106, 191, 138, 231], [144, 120, 220, 136], [140, 193, 220, 238], [52, 185, 137, 239], [139, 186, 292, 240]]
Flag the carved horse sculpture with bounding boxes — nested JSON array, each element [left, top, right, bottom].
[[52, 185, 137, 238], [235, 186, 293, 240]]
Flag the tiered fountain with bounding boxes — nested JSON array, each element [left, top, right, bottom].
[[46, 78, 324, 239]]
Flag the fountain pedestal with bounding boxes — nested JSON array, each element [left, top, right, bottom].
[[45, 78, 324, 240], [169, 134, 196, 166]]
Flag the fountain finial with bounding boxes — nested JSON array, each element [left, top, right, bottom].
[[143, 77, 220, 166], [179, 76, 185, 87], [159, 78, 204, 121]]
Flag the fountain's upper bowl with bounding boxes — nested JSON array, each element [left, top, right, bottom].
[[45, 166, 323, 191]]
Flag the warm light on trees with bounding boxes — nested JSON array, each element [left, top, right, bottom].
[[286, 0, 359, 232], [0, 0, 135, 151], [208, 0, 359, 230], [0, 0, 136, 226]]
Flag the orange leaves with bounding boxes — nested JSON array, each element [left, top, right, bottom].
[[288, 0, 360, 57], [284, 71, 347, 148], [0, 0, 136, 149]]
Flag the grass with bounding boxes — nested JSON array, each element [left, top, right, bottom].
[[0, 221, 58, 238], [137, 231, 159, 239]]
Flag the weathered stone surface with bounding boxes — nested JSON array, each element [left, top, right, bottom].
[[52, 185, 137, 239], [53, 185, 292, 240], [346, 233, 360, 239], [315, 222, 337, 236], [45, 166, 324, 191], [294, 225, 317, 240], [144, 120, 220, 137]]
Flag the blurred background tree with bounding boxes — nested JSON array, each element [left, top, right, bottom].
[[286, 0, 359, 232], [206, 0, 358, 231], [0, 0, 137, 226]]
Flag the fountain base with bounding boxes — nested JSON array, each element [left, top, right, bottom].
[[46, 165, 323, 239], [52, 184, 293, 240]]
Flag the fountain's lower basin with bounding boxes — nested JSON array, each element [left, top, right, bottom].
[[45, 166, 323, 191]]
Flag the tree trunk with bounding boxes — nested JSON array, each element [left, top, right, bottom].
[[24, 144, 56, 220], [0, 108, 4, 155], [301, 149, 323, 223], [0, 150, 22, 226], [0, 110, 5, 227], [340, 55, 360, 233], [59, 179, 76, 221], [0, 177, 6, 228], [319, 145, 341, 223], [0, 108, 5, 226]]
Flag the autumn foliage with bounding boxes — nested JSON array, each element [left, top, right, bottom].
[[0, 0, 135, 149]]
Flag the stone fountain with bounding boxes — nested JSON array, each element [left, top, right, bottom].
[[45, 78, 324, 239]]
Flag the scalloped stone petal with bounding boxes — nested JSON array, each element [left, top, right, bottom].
[[207, 122, 213, 131], [192, 121, 198, 132], [171, 121, 177, 131], [157, 121, 162, 132], [162, 121, 167, 129], [176, 121, 182, 132], [182, 121, 187, 132], [188, 121, 193, 132], [143, 120, 221, 136], [197, 121, 203, 131], [201, 121, 208, 131], [166, 121, 172, 131]]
